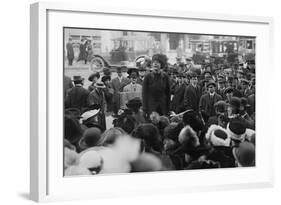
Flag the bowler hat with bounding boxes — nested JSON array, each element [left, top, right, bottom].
[[206, 80, 216, 88], [72, 76, 84, 82], [229, 97, 241, 109]]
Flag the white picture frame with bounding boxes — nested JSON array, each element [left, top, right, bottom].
[[30, 2, 274, 202]]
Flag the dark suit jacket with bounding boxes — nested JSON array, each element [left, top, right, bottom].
[[142, 72, 170, 115], [171, 83, 187, 113], [199, 93, 222, 117], [65, 85, 89, 111], [184, 84, 202, 112], [88, 89, 106, 112]]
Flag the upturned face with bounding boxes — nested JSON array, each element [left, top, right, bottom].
[[152, 60, 161, 73], [130, 73, 138, 84], [139, 71, 146, 77]]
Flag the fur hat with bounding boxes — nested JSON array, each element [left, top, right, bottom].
[[227, 120, 246, 141], [131, 153, 163, 172], [158, 116, 170, 129], [233, 141, 255, 167], [205, 124, 230, 147], [178, 125, 200, 147], [152, 54, 168, 69], [164, 122, 180, 141], [97, 135, 141, 174], [133, 123, 162, 152], [78, 149, 103, 174]]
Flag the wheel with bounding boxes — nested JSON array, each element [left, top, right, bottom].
[[89, 56, 105, 72]]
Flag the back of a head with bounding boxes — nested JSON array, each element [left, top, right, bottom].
[[133, 123, 162, 152], [182, 111, 203, 132], [100, 127, 126, 146], [234, 141, 255, 167], [64, 115, 83, 144]]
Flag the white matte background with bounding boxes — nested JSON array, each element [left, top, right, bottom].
[[0, 0, 280, 204]]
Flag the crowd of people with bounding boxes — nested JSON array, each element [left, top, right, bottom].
[[66, 38, 94, 66], [64, 53, 256, 176]]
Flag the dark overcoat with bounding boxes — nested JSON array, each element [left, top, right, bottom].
[[65, 85, 89, 111], [170, 83, 187, 114], [142, 72, 170, 115], [66, 42, 74, 59], [183, 84, 202, 113]]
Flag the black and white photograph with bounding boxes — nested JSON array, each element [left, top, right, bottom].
[[63, 27, 256, 176]]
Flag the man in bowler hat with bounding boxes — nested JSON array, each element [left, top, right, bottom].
[[65, 76, 89, 111]]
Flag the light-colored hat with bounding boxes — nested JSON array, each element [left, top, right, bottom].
[[78, 149, 103, 174], [205, 124, 231, 147], [81, 109, 100, 121]]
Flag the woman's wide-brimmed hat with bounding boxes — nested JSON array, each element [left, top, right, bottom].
[[126, 97, 142, 108], [127, 67, 139, 76], [94, 82, 106, 89], [88, 72, 100, 82]]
